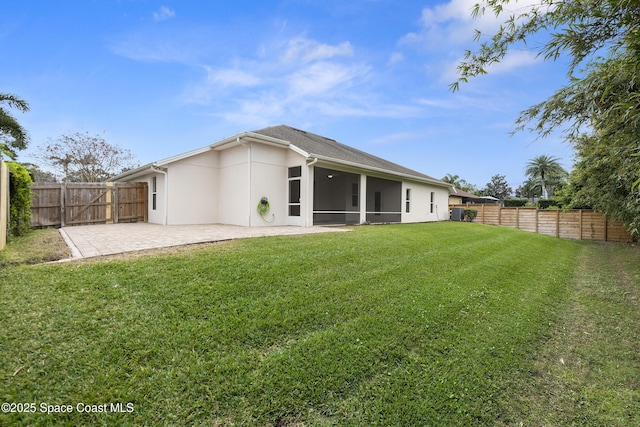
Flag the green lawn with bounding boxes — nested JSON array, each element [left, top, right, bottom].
[[1, 222, 638, 426]]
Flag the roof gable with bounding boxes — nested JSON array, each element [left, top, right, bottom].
[[252, 125, 442, 184]]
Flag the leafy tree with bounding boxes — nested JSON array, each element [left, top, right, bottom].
[[481, 174, 512, 200], [525, 155, 567, 199], [21, 162, 58, 183], [36, 132, 139, 182], [570, 132, 640, 235], [6, 162, 32, 236], [452, 0, 640, 238], [441, 173, 477, 193], [0, 93, 30, 160]]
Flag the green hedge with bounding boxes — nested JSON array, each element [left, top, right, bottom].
[[503, 198, 529, 207], [538, 199, 560, 210], [7, 162, 32, 237]]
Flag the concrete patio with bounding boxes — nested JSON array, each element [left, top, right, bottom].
[[59, 223, 348, 259]]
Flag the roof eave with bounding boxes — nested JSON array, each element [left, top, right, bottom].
[[108, 163, 155, 181], [212, 131, 291, 150]]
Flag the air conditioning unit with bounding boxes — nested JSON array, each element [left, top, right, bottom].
[[450, 207, 464, 221]]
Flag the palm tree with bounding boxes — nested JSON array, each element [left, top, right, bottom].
[[525, 155, 567, 199], [0, 93, 30, 159], [441, 173, 462, 186], [441, 173, 476, 192], [516, 178, 542, 200]]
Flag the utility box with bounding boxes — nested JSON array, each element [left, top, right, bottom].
[[450, 207, 464, 221]]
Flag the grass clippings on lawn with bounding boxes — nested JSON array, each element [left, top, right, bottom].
[[0, 229, 70, 266], [499, 241, 640, 426], [0, 222, 638, 426]]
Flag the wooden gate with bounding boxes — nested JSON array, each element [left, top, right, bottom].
[[31, 182, 147, 228]]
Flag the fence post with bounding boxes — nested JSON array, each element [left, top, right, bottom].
[[113, 183, 119, 224], [556, 209, 560, 237], [60, 183, 66, 227], [516, 207, 520, 229], [579, 210, 583, 240], [604, 214, 608, 242], [106, 182, 113, 224]]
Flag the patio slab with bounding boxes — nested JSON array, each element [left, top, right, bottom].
[[59, 223, 348, 259]]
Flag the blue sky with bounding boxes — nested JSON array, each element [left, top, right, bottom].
[[3, 0, 575, 190]]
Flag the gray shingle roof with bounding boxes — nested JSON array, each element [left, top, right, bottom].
[[252, 125, 443, 183]]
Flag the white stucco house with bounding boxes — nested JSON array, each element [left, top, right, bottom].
[[110, 125, 454, 227]]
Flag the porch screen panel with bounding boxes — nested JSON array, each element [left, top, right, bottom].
[[366, 176, 402, 223], [313, 167, 360, 225]]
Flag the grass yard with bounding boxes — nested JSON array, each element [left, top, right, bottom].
[[0, 228, 70, 266], [0, 222, 638, 426]]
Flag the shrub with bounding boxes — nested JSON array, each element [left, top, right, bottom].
[[6, 162, 32, 237], [538, 199, 560, 210], [503, 198, 528, 207], [463, 208, 478, 222]]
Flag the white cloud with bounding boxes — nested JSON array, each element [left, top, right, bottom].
[[153, 6, 175, 22], [204, 66, 262, 87], [288, 61, 368, 96], [114, 25, 421, 125], [281, 37, 354, 64], [487, 50, 539, 73], [182, 34, 407, 124], [388, 52, 404, 66], [399, 0, 549, 81]]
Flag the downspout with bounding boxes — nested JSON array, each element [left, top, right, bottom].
[[239, 137, 252, 226], [306, 157, 318, 226], [151, 167, 168, 225]]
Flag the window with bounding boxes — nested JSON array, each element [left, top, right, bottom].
[[288, 166, 302, 216], [288, 166, 301, 178], [430, 192, 435, 214], [152, 176, 157, 211], [405, 188, 411, 213]]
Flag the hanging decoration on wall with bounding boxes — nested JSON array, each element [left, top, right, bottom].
[[257, 196, 275, 223]]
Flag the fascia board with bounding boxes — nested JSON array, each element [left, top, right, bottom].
[[288, 143, 309, 158], [154, 146, 213, 166], [109, 145, 213, 181], [108, 164, 155, 181], [211, 131, 291, 150]]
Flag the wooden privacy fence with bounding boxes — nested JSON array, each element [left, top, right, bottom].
[[31, 182, 147, 228], [449, 204, 633, 242]]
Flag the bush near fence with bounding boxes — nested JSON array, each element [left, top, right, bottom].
[[449, 204, 633, 242]]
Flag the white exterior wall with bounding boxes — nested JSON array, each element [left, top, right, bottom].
[[249, 143, 289, 226], [217, 144, 249, 226], [401, 181, 450, 223], [165, 151, 219, 225]]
